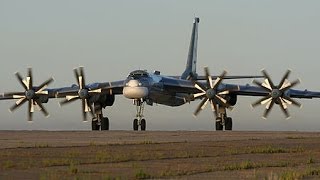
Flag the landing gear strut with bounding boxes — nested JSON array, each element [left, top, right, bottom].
[[133, 99, 146, 131], [215, 106, 233, 131], [91, 104, 109, 131]]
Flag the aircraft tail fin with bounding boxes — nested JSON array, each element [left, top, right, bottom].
[[181, 17, 200, 80]]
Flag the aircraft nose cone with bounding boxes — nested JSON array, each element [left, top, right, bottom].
[[123, 80, 148, 99]]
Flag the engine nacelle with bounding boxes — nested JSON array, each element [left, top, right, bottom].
[[90, 93, 115, 109], [225, 94, 237, 106], [38, 95, 49, 103], [103, 94, 115, 107]]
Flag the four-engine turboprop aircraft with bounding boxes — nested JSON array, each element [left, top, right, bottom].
[[1, 17, 320, 131]]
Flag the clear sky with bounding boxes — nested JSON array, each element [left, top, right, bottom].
[[1, 0, 320, 131]]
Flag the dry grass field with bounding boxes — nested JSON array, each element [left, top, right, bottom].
[[0, 131, 320, 179]]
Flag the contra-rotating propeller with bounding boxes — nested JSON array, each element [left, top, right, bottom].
[[193, 67, 237, 118], [4, 68, 54, 121], [59, 67, 101, 121], [251, 69, 301, 119]]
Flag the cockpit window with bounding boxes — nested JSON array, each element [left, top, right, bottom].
[[128, 70, 149, 79]]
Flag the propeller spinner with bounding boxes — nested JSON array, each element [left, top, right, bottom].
[[251, 69, 301, 119], [5, 68, 53, 121], [193, 67, 237, 118], [59, 67, 101, 121]]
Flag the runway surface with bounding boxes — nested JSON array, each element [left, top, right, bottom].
[[0, 131, 320, 179]]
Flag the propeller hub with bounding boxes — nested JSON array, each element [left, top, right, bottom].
[[206, 89, 216, 99], [25, 90, 35, 100], [78, 89, 89, 99], [271, 89, 282, 99]]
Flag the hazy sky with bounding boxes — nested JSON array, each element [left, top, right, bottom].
[[1, 0, 320, 131]]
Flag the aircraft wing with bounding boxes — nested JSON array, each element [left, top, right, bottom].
[[169, 75, 264, 80], [197, 75, 264, 80], [159, 76, 320, 99], [0, 80, 126, 100], [228, 84, 320, 99], [53, 80, 126, 98], [160, 77, 199, 94]]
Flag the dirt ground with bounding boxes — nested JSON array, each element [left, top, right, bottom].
[[0, 131, 320, 179]]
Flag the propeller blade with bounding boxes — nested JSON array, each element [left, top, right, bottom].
[[210, 100, 218, 118], [282, 96, 302, 108], [253, 79, 271, 91], [251, 95, 271, 108], [218, 90, 229, 95], [213, 95, 228, 107], [10, 98, 27, 112], [85, 99, 95, 117], [79, 67, 86, 89], [28, 110, 33, 121], [193, 92, 206, 98], [35, 99, 49, 117], [66, 95, 79, 101], [78, 76, 83, 89], [262, 79, 273, 91], [279, 99, 290, 119], [282, 79, 300, 91], [194, 82, 206, 92], [263, 100, 275, 119], [4, 92, 25, 99], [262, 70, 275, 89], [74, 68, 80, 87], [88, 88, 102, 94], [27, 68, 33, 89], [261, 97, 273, 105], [59, 97, 79, 106], [279, 70, 291, 89], [81, 99, 88, 121], [29, 99, 35, 113], [194, 98, 208, 116], [204, 67, 214, 89], [37, 78, 54, 93], [28, 100, 34, 121], [215, 95, 227, 104], [279, 98, 288, 109], [212, 70, 227, 89], [15, 72, 28, 91], [12, 95, 26, 99]]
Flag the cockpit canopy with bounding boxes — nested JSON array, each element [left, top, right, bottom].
[[128, 70, 149, 79]]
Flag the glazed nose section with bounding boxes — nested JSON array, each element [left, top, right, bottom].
[[126, 80, 140, 87], [123, 80, 149, 99]]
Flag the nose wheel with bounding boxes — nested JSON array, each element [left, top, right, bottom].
[[133, 99, 146, 131]]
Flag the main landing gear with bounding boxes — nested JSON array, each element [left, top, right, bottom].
[[91, 104, 109, 131], [215, 106, 233, 131], [133, 99, 146, 131]]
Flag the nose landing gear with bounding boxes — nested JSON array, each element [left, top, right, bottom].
[[133, 99, 146, 131]]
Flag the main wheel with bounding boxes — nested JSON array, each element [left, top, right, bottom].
[[141, 119, 146, 131], [92, 120, 100, 131], [101, 117, 109, 130], [215, 118, 223, 131], [225, 117, 233, 131], [133, 119, 138, 131]]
